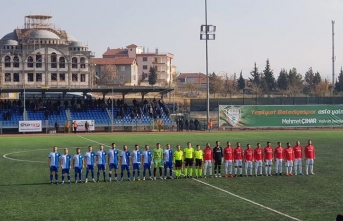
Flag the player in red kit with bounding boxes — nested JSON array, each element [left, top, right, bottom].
[[203, 143, 213, 178], [293, 141, 303, 175], [305, 140, 315, 175], [224, 141, 234, 178], [254, 143, 263, 176], [284, 142, 295, 176], [244, 144, 254, 176], [264, 142, 273, 176], [274, 142, 284, 176], [234, 142, 243, 177]]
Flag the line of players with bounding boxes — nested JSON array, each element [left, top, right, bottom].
[[48, 140, 315, 184]]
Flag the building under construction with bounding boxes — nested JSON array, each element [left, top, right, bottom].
[[0, 14, 95, 96]]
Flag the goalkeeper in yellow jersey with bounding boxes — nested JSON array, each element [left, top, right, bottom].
[[194, 145, 204, 178], [173, 145, 183, 179]]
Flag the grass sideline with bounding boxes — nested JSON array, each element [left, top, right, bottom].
[[0, 131, 342, 221]]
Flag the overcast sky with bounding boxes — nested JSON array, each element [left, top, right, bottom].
[[1, 0, 343, 81]]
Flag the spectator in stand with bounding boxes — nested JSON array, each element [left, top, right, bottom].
[[55, 121, 59, 133], [185, 119, 189, 131], [208, 119, 213, 132], [194, 119, 200, 131], [73, 121, 78, 134], [189, 119, 194, 131], [85, 121, 90, 133]]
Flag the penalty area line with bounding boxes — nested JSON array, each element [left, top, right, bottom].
[[77, 135, 111, 148], [193, 178, 302, 221]]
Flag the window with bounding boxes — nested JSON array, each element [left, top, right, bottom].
[[120, 75, 124, 80], [36, 53, 42, 68], [143, 57, 147, 62], [154, 58, 158, 63], [72, 57, 78, 68], [59, 73, 65, 82], [13, 56, 19, 68], [81, 74, 86, 82], [72, 73, 78, 82], [59, 57, 65, 68], [80, 57, 86, 69], [120, 66, 125, 71], [27, 56, 34, 68], [36, 73, 42, 82], [4, 56, 11, 67], [143, 65, 148, 70], [28, 73, 34, 82], [51, 52, 57, 68], [13, 73, 20, 82], [51, 73, 57, 81], [5, 73, 11, 82], [154, 66, 158, 71]]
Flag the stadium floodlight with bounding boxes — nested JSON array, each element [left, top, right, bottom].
[[200, 0, 216, 128]]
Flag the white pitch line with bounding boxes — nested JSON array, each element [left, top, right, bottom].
[[77, 135, 111, 148], [77, 135, 301, 221], [193, 178, 302, 221], [3, 149, 50, 163]]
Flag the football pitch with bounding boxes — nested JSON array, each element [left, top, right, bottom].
[[0, 130, 342, 221]]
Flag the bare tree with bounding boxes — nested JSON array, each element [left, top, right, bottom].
[[313, 78, 331, 96], [221, 73, 238, 97], [250, 82, 263, 96], [98, 65, 117, 85]]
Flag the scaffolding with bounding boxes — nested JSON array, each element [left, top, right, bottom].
[[24, 14, 54, 29]]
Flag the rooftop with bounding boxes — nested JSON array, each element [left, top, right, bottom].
[[92, 57, 136, 65]]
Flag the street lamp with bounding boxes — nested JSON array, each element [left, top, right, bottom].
[[200, 0, 216, 127]]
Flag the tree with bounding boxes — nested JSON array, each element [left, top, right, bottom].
[[262, 59, 276, 91], [313, 78, 331, 96], [98, 64, 117, 85], [335, 67, 343, 92], [286, 68, 303, 96], [277, 69, 289, 91], [259, 72, 268, 92], [221, 73, 237, 97], [304, 67, 321, 94], [148, 66, 157, 86], [237, 71, 245, 90], [249, 62, 260, 85], [209, 72, 223, 97]]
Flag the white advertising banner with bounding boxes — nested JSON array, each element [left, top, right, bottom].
[[19, 121, 42, 132], [73, 120, 95, 131]]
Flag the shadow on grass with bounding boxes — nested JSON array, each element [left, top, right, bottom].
[[0, 182, 55, 187]]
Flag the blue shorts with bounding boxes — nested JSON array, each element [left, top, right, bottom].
[[121, 165, 130, 171], [62, 169, 70, 174], [133, 163, 140, 170], [50, 166, 58, 173], [75, 167, 82, 173], [87, 165, 94, 170], [164, 162, 172, 169], [109, 163, 118, 170], [144, 163, 151, 170], [98, 164, 106, 171]]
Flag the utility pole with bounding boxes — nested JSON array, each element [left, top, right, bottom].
[[332, 20, 335, 86]]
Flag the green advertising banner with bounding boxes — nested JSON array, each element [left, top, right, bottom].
[[219, 105, 343, 128]]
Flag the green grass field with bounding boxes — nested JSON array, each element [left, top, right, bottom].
[[0, 131, 342, 221]]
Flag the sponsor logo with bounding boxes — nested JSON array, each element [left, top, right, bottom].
[[225, 107, 241, 127]]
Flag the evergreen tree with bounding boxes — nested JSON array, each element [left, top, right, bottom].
[[335, 67, 343, 92], [249, 62, 260, 85], [262, 59, 276, 91], [277, 69, 288, 90], [148, 66, 157, 86], [209, 72, 223, 97], [237, 71, 245, 90], [288, 68, 303, 87]]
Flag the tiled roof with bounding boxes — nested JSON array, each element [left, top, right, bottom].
[[102, 49, 128, 57], [92, 58, 136, 65], [177, 73, 207, 84], [126, 44, 138, 48]]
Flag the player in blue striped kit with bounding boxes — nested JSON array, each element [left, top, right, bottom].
[[164, 144, 174, 179], [142, 145, 153, 180], [48, 146, 61, 184], [73, 148, 84, 183], [60, 148, 71, 184], [96, 145, 107, 182], [131, 145, 141, 181], [120, 145, 131, 182], [108, 143, 119, 182], [84, 146, 96, 183]]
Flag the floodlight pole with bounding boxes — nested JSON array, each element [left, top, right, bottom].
[[200, 0, 215, 129], [332, 20, 335, 86], [23, 83, 26, 121], [205, 0, 209, 127]]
